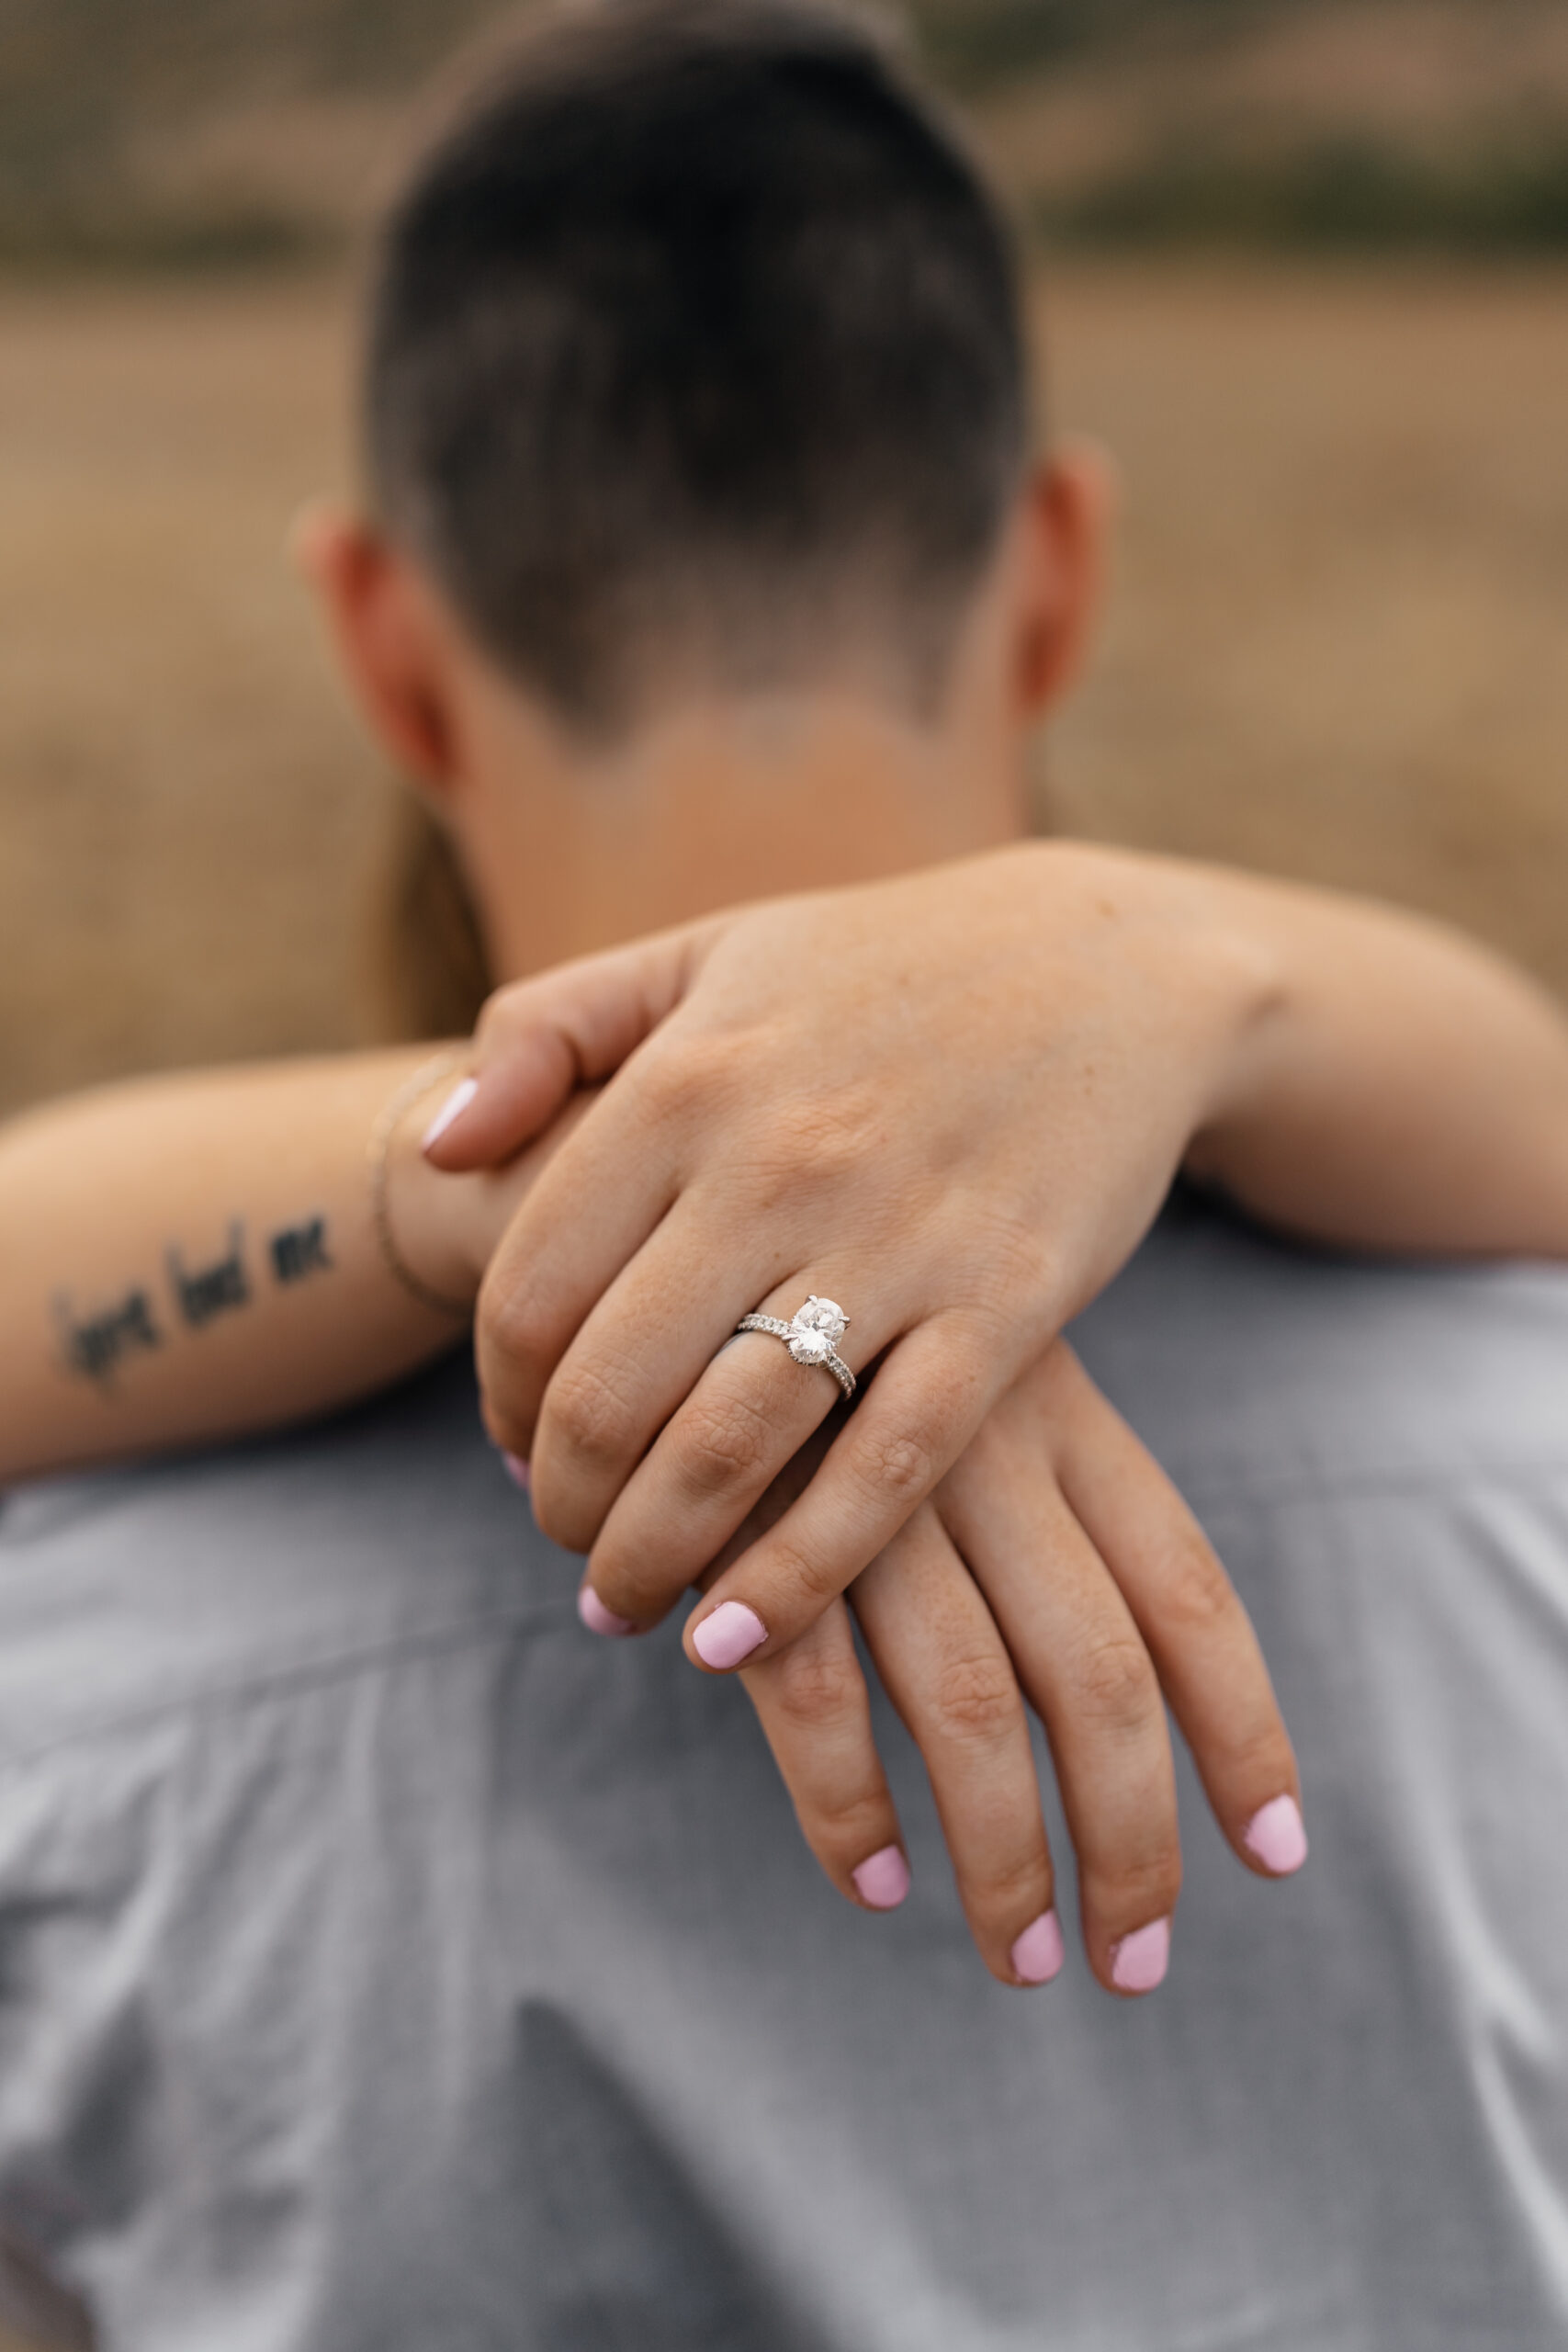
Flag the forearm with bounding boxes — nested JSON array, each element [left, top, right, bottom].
[[1189, 868, 1568, 1258], [0, 1049, 506, 1485]]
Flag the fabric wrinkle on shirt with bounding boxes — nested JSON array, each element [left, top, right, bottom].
[[2, 1194, 1568, 2349]]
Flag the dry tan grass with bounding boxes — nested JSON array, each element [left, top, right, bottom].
[[4, 261, 1568, 1119], [0, 277, 379, 1114], [1043, 262, 1568, 988]]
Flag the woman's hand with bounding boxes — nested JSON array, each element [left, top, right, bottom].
[[425, 840, 1280, 1665], [663, 1340, 1305, 1993], [407, 1010, 1304, 1993]]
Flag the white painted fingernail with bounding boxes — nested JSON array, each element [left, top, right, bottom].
[[422, 1077, 478, 1153]]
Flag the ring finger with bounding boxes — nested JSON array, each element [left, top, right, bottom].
[[937, 1433, 1183, 1996], [849, 1502, 1063, 1988], [570, 1267, 900, 1626]]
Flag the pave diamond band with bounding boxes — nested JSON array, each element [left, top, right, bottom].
[[736, 1295, 856, 1403]]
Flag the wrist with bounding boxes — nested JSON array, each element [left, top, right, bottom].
[[383, 1090, 578, 1304], [1165, 863, 1295, 1159], [1014, 839, 1286, 1132], [379, 1088, 487, 1312]]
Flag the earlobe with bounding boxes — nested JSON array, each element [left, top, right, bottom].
[[290, 501, 461, 789], [1013, 439, 1117, 719]]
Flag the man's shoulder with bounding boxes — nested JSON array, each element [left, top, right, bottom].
[[1074, 1191, 1568, 1508], [0, 1349, 565, 1764], [10, 1206, 1568, 1759]]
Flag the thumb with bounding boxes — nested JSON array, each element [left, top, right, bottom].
[[421, 914, 723, 1169]]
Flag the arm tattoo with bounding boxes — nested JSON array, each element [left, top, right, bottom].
[[55, 1287, 164, 1385], [54, 1211, 334, 1393], [167, 1222, 249, 1330], [269, 1216, 333, 1285]]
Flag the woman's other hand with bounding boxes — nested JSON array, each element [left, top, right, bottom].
[[661, 1341, 1304, 1992]]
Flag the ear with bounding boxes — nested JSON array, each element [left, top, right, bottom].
[[1009, 439, 1117, 720], [290, 503, 465, 790]]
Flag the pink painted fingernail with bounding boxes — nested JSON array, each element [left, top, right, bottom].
[[501, 1453, 531, 1493], [1010, 1909, 1066, 1984], [692, 1600, 767, 1669], [1244, 1792, 1309, 1875], [421, 1076, 478, 1153], [1111, 1917, 1171, 1993], [578, 1586, 637, 1638], [852, 1845, 910, 1910]]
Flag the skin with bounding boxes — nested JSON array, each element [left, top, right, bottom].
[[10, 447, 1568, 1986], [299, 447, 1568, 1987], [295, 446, 1303, 1992], [0, 446, 1313, 1994]]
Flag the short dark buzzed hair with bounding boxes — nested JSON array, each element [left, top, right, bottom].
[[366, 0, 1031, 730]]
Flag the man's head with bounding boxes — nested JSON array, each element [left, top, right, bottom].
[[299, 0, 1111, 986], [367, 0, 1031, 729]]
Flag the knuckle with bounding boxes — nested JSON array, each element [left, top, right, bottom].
[[1156, 1530, 1236, 1639], [633, 1046, 694, 1125], [929, 1648, 1021, 1746], [669, 1388, 775, 1498], [854, 1424, 937, 1510], [738, 1094, 880, 1211], [769, 1637, 865, 1736], [1066, 1632, 1160, 1738], [964, 1215, 1061, 1337], [811, 1795, 893, 1860], [764, 1536, 845, 1614], [478, 1261, 558, 1382], [641, 1031, 745, 1125], [783, 1097, 877, 1184], [972, 1848, 1053, 1924], [544, 1355, 641, 1475], [1093, 1846, 1183, 1922]]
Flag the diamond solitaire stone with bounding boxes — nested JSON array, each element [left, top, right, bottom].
[[734, 1295, 856, 1402], [787, 1295, 847, 1364]]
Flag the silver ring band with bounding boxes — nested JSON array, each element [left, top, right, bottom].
[[736, 1295, 856, 1403]]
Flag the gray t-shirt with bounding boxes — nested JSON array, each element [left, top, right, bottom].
[[3, 1198, 1568, 2349]]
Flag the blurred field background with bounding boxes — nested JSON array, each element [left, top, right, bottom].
[[5, 0, 1568, 1119]]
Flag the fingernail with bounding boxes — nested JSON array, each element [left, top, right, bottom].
[[501, 1453, 531, 1493], [852, 1845, 910, 1910], [1111, 1917, 1170, 1993], [421, 1076, 478, 1153], [1010, 1909, 1066, 1984], [692, 1600, 767, 1669], [578, 1585, 637, 1638], [1244, 1792, 1308, 1875]]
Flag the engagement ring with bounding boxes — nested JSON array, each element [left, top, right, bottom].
[[736, 1295, 855, 1403]]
